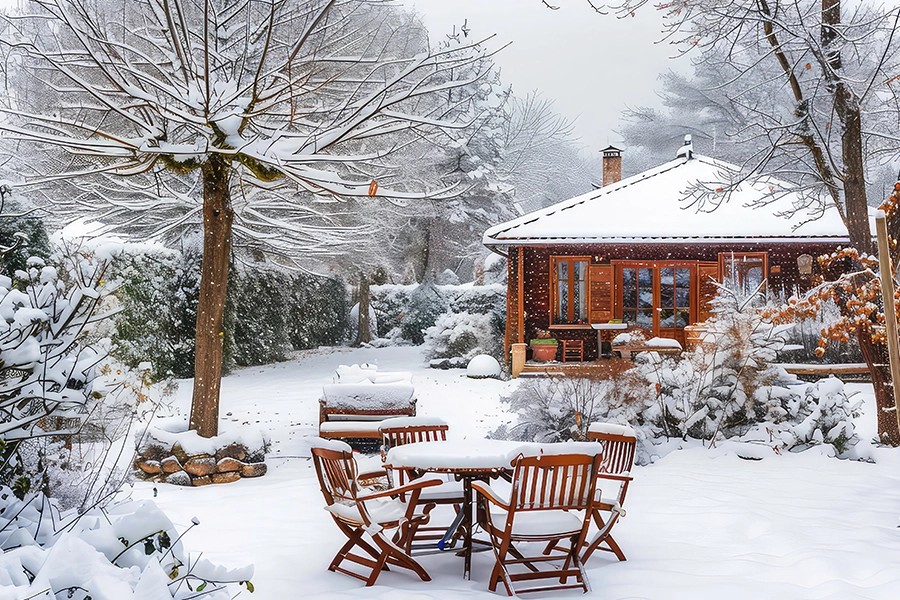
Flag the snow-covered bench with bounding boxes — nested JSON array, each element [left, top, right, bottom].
[[612, 335, 683, 360], [318, 365, 417, 439]]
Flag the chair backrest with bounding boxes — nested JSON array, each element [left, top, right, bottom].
[[587, 428, 636, 475], [508, 453, 600, 513], [379, 418, 449, 455], [311, 445, 360, 506]]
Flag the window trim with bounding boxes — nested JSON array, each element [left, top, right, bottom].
[[718, 252, 768, 292], [549, 255, 593, 327], [612, 260, 699, 337]]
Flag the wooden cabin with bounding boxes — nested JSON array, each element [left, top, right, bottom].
[[483, 138, 851, 362]]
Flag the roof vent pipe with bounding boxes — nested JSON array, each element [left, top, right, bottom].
[[676, 134, 693, 160]]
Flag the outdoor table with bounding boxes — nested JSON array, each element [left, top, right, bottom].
[[385, 439, 523, 580], [592, 322, 627, 358]]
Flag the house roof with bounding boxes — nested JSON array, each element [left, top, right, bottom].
[[483, 152, 852, 248]]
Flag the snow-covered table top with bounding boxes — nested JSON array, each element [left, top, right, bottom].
[[591, 322, 627, 330], [385, 440, 603, 472]]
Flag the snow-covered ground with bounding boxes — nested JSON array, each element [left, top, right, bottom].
[[129, 346, 900, 599]]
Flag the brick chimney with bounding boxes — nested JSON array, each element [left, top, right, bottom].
[[602, 145, 622, 187]]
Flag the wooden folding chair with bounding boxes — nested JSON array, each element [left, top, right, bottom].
[[473, 451, 601, 595], [379, 417, 465, 553], [561, 339, 584, 362], [310, 438, 441, 586], [583, 423, 637, 562]]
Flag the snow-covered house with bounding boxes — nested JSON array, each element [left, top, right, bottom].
[[483, 137, 851, 361]]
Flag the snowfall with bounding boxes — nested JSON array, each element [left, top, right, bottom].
[[11, 345, 900, 599]]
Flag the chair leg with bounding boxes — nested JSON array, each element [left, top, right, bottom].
[[582, 511, 626, 562]]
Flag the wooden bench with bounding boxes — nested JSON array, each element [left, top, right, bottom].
[[318, 401, 417, 439], [612, 344, 682, 360], [318, 375, 417, 439], [777, 363, 870, 381]]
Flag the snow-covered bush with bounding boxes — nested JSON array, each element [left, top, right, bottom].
[[776, 378, 862, 453], [0, 489, 253, 599], [481, 252, 507, 285], [424, 312, 500, 361], [436, 268, 460, 285], [492, 365, 651, 443], [400, 281, 448, 345], [0, 237, 117, 498], [642, 281, 793, 440], [114, 248, 347, 376], [112, 245, 198, 380], [371, 282, 505, 349], [370, 284, 413, 338]]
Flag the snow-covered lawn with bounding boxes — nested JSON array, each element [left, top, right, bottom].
[[131, 347, 900, 599]]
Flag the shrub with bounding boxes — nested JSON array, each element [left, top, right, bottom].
[[400, 281, 448, 345], [424, 312, 499, 361]]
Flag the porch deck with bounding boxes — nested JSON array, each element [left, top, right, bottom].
[[519, 359, 637, 378]]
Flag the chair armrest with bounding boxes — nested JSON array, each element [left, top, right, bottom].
[[597, 473, 633, 483], [357, 468, 387, 480], [471, 480, 509, 510], [358, 477, 441, 502]]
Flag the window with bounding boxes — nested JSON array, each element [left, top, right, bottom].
[[551, 257, 590, 325], [616, 261, 696, 338], [719, 252, 767, 293]]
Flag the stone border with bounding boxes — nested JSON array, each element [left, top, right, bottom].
[[135, 441, 267, 486]]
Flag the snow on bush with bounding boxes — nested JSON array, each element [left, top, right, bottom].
[[776, 378, 862, 453], [494, 282, 863, 461], [400, 281, 448, 345], [0, 489, 253, 599], [424, 311, 499, 362], [371, 283, 505, 350]]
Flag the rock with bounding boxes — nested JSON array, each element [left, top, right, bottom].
[[467, 354, 502, 379], [240, 462, 268, 478], [161, 456, 183, 473], [429, 358, 451, 370], [136, 460, 162, 475], [192, 475, 213, 486], [171, 443, 190, 465], [216, 457, 244, 473], [184, 457, 217, 477], [165, 471, 192, 486], [215, 443, 247, 462], [212, 472, 241, 484]]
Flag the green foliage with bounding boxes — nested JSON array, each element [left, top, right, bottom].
[[400, 281, 448, 345], [113, 249, 348, 374], [112, 248, 200, 379], [0, 190, 50, 279]]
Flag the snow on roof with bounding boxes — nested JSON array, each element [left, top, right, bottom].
[[483, 153, 851, 246]]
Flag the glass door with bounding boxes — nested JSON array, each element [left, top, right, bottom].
[[617, 262, 696, 343]]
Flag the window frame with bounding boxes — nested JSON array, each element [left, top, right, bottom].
[[612, 260, 699, 339], [549, 255, 593, 328], [718, 252, 768, 293]]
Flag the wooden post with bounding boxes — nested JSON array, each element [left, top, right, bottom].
[[517, 246, 524, 344], [875, 212, 900, 434], [511, 343, 527, 378]]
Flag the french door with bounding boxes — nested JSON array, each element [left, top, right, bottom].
[[615, 261, 696, 343]]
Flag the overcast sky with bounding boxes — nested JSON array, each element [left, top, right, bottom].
[[407, 0, 688, 156]]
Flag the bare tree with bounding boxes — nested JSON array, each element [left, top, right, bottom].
[[0, 0, 496, 437]]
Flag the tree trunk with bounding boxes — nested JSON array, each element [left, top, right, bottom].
[[836, 82, 872, 254], [189, 155, 234, 438], [857, 329, 900, 444], [355, 271, 372, 345]]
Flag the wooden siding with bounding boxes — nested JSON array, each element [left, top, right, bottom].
[[505, 241, 840, 361]]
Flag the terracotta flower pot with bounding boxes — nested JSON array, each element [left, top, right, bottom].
[[530, 343, 559, 362]]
